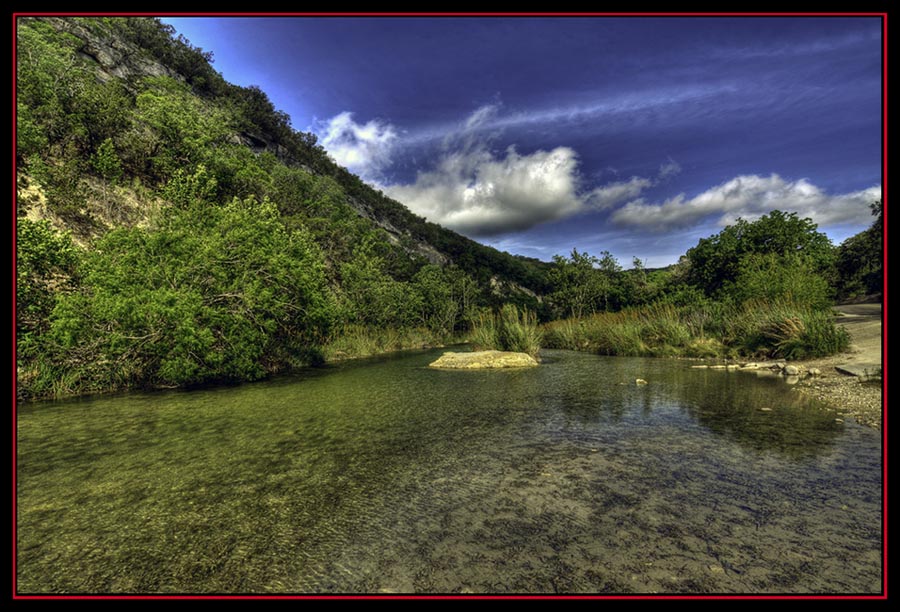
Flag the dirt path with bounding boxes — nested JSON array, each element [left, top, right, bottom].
[[792, 303, 883, 429]]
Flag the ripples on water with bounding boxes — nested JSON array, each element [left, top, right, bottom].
[[16, 349, 883, 594]]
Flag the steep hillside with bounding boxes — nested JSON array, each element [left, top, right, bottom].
[[15, 16, 550, 398], [17, 16, 548, 291]]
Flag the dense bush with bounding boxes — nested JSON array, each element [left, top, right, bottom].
[[29, 197, 335, 395]]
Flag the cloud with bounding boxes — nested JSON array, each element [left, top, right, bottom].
[[586, 177, 653, 210], [611, 174, 882, 232], [384, 106, 683, 235], [386, 145, 584, 236], [318, 111, 398, 180], [658, 158, 681, 179]]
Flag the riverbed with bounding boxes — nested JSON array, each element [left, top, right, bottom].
[[16, 349, 883, 594]]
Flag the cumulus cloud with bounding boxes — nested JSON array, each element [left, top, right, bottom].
[[611, 174, 882, 231], [386, 145, 584, 236], [318, 111, 398, 180]]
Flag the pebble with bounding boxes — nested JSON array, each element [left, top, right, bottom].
[[635, 379, 648, 385], [759, 407, 773, 412], [708, 565, 725, 573]]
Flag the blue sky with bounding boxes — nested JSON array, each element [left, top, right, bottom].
[[163, 16, 883, 267]]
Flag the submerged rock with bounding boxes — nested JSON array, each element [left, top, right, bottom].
[[428, 350, 538, 369]]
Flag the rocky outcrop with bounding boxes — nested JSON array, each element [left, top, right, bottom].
[[428, 350, 538, 369], [44, 17, 177, 85]]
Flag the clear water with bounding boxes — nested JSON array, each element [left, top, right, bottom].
[[16, 349, 883, 594]]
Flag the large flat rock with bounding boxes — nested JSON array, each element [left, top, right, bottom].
[[835, 363, 882, 381], [428, 350, 539, 369]]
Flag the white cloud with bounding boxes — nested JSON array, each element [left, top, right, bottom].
[[611, 174, 882, 231], [586, 177, 652, 210], [318, 111, 398, 180], [386, 145, 584, 236]]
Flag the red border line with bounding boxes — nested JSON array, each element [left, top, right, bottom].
[[11, 11, 889, 601], [11, 11, 18, 602], [880, 11, 888, 602], [9, 12, 892, 17]]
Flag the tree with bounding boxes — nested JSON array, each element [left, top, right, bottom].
[[548, 249, 605, 318], [835, 200, 883, 299], [683, 211, 835, 301]]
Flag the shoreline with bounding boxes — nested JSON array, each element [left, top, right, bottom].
[[763, 303, 882, 429]]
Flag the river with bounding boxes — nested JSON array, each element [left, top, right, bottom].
[[16, 349, 883, 594]]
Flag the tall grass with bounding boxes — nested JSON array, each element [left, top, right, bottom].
[[469, 305, 542, 357], [728, 299, 851, 359], [323, 325, 446, 361], [542, 298, 848, 360]]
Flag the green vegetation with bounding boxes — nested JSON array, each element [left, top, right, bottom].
[[543, 299, 848, 360], [541, 211, 858, 360], [15, 17, 876, 400], [835, 200, 883, 300], [469, 305, 542, 357]]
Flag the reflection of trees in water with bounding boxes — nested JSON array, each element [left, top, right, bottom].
[[652, 367, 841, 459], [543, 352, 841, 460]]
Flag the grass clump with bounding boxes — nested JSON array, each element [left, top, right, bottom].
[[469, 305, 542, 357], [730, 299, 850, 359]]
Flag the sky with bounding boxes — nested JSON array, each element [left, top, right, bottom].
[[162, 16, 883, 268]]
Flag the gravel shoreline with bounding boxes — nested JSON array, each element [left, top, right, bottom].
[[791, 361, 883, 429], [780, 303, 882, 429]]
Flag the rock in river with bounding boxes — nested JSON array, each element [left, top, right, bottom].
[[428, 350, 539, 369]]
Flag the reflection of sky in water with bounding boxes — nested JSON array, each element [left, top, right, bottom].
[[17, 349, 882, 594]]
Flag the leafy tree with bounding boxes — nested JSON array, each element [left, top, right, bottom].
[[411, 264, 479, 334], [595, 250, 623, 311], [728, 251, 832, 309], [835, 200, 883, 299], [684, 211, 835, 300], [547, 249, 621, 318]]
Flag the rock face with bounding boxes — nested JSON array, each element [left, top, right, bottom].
[[428, 350, 538, 369]]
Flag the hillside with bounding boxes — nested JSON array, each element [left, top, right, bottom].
[[17, 17, 549, 289], [15, 16, 555, 398]]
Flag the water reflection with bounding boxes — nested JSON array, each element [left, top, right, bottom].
[[17, 348, 881, 594]]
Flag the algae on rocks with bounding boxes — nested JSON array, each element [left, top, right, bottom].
[[428, 350, 539, 369]]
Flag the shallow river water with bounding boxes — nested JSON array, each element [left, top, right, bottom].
[[16, 349, 883, 594]]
